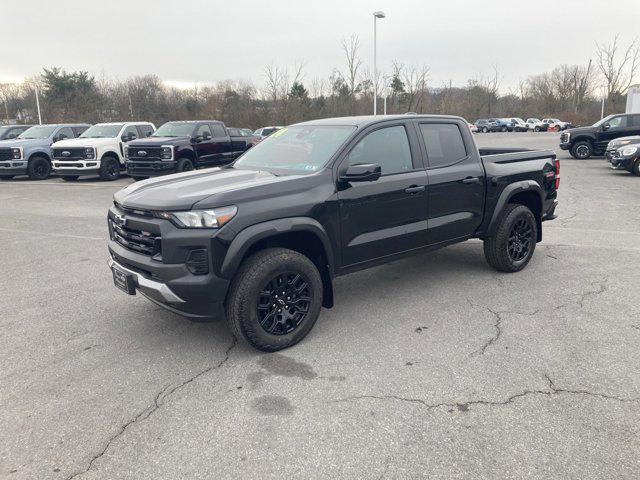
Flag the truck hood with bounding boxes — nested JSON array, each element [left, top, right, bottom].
[[564, 126, 594, 136], [114, 167, 303, 211], [0, 138, 47, 148], [126, 136, 190, 147], [53, 137, 114, 148]]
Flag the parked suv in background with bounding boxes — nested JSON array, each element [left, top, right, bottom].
[[125, 120, 250, 179], [254, 126, 283, 138], [510, 118, 529, 132], [542, 118, 569, 131], [493, 118, 514, 132], [227, 127, 261, 149], [52, 122, 155, 181], [474, 119, 500, 133], [0, 124, 90, 180], [605, 135, 640, 160], [560, 113, 640, 159], [525, 118, 547, 132], [0, 125, 32, 140]]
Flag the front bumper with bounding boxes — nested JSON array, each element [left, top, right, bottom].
[[559, 143, 571, 151], [126, 159, 177, 177], [610, 156, 635, 170], [52, 159, 100, 175], [0, 160, 27, 175], [107, 206, 230, 318]]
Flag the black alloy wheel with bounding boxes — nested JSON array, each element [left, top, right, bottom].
[[507, 218, 533, 263], [257, 272, 312, 335]]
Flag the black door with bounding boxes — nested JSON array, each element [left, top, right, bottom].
[[337, 123, 429, 267], [193, 124, 216, 165], [416, 121, 485, 245], [597, 115, 639, 151]]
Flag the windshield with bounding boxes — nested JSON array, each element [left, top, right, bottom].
[[18, 125, 56, 139], [80, 124, 123, 138], [593, 115, 615, 127], [234, 125, 356, 174], [153, 122, 195, 137], [261, 127, 280, 136]]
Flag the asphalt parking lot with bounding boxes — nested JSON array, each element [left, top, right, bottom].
[[1, 132, 640, 479]]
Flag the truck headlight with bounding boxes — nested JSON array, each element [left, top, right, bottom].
[[11, 148, 22, 160], [84, 147, 95, 159], [621, 146, 638, 157], [157, 205, 237, 228], [161, 146, 173, 160]]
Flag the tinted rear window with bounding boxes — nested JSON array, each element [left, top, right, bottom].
[[419, 123, 467, 168]]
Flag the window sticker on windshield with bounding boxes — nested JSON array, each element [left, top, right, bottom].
[[271, 128, 287, 138], [303, 165, 318, 171]]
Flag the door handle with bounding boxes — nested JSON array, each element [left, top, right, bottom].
[[404, 185, 426, 194], [461, 176, 481, 184]]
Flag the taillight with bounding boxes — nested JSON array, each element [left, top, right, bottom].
[[554, 158, 560, 189]]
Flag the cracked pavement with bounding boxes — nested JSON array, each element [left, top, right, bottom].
[[1, 133, 640, 479]]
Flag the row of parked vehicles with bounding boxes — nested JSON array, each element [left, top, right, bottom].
[[0, 122, 283, 181], [472, 117, 572, 133]]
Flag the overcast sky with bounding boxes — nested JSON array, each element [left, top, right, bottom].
[[2, 0, 639, 92]]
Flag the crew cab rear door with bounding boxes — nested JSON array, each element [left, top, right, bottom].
[[415, 120, 485, 245], [336, 121, 429, 267]]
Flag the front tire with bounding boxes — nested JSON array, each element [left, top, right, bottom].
[[27, 155, 51, 180], [482, 127, 489, 133], [99, 156, 120, 181], [534, 126, 541, 132], [226, 248, 323, 352], [176, 158, 194, 173], [633, 160, 640, 177], [570, 140, 593, 160], [484, 204, 537, 273]]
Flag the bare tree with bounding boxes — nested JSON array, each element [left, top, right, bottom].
[[338, 35, 363, 114], [595, 35, 639, 97]]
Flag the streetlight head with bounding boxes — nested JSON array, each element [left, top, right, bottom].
[[373, 11, 386, 18]]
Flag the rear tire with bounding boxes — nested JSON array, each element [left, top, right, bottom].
[[60, 176, 79, 181], [225, 248, 323, 352], [570, 140, 593, 160], [534, 126, 541, 132], [482, 127, 489, 133], [484, 204, 537, 273], [176, 158, 194, 173], [99, 156, 120, 181], [27, 155, 51, 180]]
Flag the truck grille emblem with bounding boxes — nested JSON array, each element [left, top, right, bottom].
[[137, 151, 147, 157], [62, 151, 71, 157]]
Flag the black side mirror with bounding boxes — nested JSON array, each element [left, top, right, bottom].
[[122, 132, 137, 142], [193, 135, 203, 143], [602, 123, 610, 131], [202, 131, 212, 141], [340, 164, 382, 183]]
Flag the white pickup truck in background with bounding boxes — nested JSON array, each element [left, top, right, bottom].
[[52, 122, 155, 181]]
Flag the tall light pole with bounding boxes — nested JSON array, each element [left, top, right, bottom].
[[34, 85, 42, 125], [373, 11, 385, 115]]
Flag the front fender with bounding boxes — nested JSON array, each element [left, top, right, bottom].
[[27, 147, 51, 161], [220, 217, 334, 279]]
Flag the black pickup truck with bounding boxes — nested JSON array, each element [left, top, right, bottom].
[[108, 115, 559, 351], [124, 120, 252, 179], [560, 113, 640, 159]]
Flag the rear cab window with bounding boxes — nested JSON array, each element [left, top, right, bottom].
[[418, 123, 468, 168]]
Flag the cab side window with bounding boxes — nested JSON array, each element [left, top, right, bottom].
[[631, 115, 640, 127], [56, 127, 74, 141], [419, 123, 467, 168], [347, 125, 413, 175], [73, 126, 88, 137], [196, 124, 213, 138], [608, 116, 626, 129], [211, 124, 227, 137], [137, 124, 154, 137]]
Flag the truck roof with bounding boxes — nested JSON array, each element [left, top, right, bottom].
[[294, 114, 466, 127], [94, 121, 153, 126], [164, 120, 223, 124], [30, 123, 91, 127]]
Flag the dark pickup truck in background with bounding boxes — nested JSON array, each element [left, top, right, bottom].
[[108, 114, 559, 351], [560, 113, 640, 159], [125, 120, 254, 179]]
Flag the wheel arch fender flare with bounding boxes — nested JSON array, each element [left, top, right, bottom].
[[28, 149, 51, 162], [486, 180, 543, 237], [101, 149, 122, 163], [571, 135, 595, 146], [220, 217, 335, 280]]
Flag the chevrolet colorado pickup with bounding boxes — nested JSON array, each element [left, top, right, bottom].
[[108, 115, 559, 351], [125, 120, 249, 179], [0, 124, 90, 180], [52, 122, 155, 181]]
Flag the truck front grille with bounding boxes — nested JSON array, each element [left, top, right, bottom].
[[128, 147, 162, 160], [109, 218, 161, 257], [52, 147, 86, 160], [0, 148, 12, 161]]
